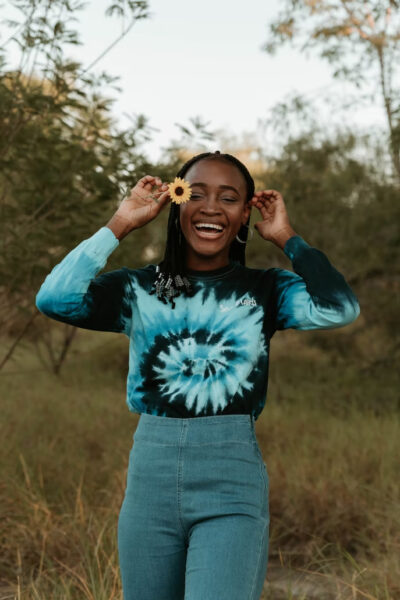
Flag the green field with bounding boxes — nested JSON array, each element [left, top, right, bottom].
[[1, 327, 399, 599]]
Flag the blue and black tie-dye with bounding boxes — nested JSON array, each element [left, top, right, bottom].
[[36, 226, 360, 420]]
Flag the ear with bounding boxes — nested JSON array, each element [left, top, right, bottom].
[[242, 201, 251, 225]]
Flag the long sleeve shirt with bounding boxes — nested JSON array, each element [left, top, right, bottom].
[[35, 226, 360, 420]]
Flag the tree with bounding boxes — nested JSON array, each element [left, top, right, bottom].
[[0, 0, 158, 372], [262, 0, 400, 184], [253, 96, 400, 372]]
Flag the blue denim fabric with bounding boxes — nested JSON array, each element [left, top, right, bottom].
[[118, 413, 269, 600]]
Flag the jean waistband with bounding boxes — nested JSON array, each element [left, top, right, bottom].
[[133, 412, 257, 445]]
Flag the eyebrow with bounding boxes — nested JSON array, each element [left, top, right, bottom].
[[191, 182, 240, 195]]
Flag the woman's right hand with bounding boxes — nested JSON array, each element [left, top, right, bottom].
[[118, 175, 171, 229], [107, 175, 171, 240]]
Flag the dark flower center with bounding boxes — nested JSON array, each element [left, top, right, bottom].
[[175, 186, 184, 196]]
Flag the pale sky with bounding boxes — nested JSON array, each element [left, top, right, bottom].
[[2, 0, 385, 162]]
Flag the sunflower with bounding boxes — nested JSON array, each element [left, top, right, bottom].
[[168, 177, 192, 204]]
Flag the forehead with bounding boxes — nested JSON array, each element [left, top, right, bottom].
[[184, 159, 246, 193]]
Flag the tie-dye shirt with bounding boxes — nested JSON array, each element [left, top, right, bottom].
[[35, 226, 360, 420]]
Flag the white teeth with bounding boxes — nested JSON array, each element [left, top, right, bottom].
[[194, 223, 224, 231]]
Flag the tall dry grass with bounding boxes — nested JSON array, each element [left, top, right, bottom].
[[0, 328, 399, 599]]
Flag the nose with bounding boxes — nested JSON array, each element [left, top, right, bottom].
[[199, 193, 222, 214]]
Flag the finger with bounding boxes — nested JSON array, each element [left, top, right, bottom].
[[262, 189, 280, 195], [252, 192, 270, 202], [258, 194, 279, 209], [255, 190, 281, 200], [263, 191, 282, 202], [253, 197, 274, 219], [258, 205, 271, 220], [138, 175, 162, 190], [139, 175, 159, 183], [152, 185, 169, 199], [155, 192, 171, 214], [144, 179, 162, 191], [153, 190, 171, 211], [254, 190, 276, 196], [252, 197, 273, 210], [148, 183, 168, 199]]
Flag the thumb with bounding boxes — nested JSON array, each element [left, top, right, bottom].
[[156, 189, 171, 210]]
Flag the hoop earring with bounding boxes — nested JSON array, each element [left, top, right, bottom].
[[236, 224, 253, 244]]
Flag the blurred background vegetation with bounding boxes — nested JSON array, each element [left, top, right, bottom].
[[0, 1, 399, 598]]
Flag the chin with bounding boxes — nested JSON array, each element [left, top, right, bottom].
[[191, 241, 229, 256]]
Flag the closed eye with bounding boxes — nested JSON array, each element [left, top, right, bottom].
[[191, 194, 237, 202]]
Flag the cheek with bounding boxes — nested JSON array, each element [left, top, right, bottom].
[[179, 206, 192, 225], [231, 206, 247, 223]]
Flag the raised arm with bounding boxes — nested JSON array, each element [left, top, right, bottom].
[[35, 226, 133, 336], [270, 234, 360, 332], [249, 188, 360, 335], [35, 174, 172, 336]]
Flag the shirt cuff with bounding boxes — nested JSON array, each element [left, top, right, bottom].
[[84, 226, 120, 260], [283, 235, 310, 261]]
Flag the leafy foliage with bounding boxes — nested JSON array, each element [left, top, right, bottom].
[[262, 0, 400, 182]]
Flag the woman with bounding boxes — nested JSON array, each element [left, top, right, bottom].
[[36, 150, 360, 600]]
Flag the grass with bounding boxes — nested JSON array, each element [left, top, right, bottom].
[[0, 326, 399, 599]]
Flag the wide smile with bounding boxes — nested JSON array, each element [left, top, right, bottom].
[[191, 223, 226, 241]]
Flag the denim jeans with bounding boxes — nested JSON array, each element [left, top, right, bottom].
[[117, 413, 269, 600]]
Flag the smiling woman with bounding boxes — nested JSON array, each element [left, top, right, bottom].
[[147, 150, 256, 306], [177, 158, 251, 270], [35, 149, 360, 600]]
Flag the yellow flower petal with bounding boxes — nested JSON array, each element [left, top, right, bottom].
[[168, 177, 192, 204]]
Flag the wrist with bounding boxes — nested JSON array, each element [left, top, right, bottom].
[[270, 226, 297, 250], [106, 213, 134, 242]]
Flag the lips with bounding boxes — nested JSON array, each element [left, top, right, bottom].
[[193, 221, 225, 227], [192, 223, 226, 240]]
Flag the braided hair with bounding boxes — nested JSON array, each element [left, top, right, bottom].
[[148, 150, 255, 308]]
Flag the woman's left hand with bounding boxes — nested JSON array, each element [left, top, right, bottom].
[[249, 189, 294, 243]]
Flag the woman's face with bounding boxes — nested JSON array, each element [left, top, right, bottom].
[[179, 159, 251, 270]]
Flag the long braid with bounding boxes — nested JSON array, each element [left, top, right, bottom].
[[148, 150, 255, 309]]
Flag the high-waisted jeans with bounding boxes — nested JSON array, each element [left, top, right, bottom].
[[117, 413, 269, 600]]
